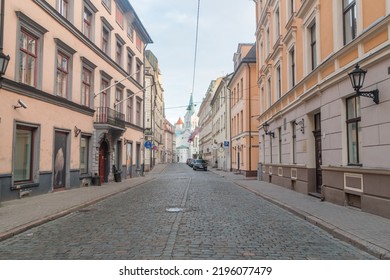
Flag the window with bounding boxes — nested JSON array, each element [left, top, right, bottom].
[[346, 96, 361, 165], [289, 47, 296, 88], [127, 52, 133, 75], [14, 126, 35, 182], [101, 79, 109, 108], [116, 41, 122, 65], [81, 67, 91, 106], [127, 94, 133, 123], [101, 25, 110, 54], [310, 22, 317, 70], [289, 0, 295, 18], [278, 127, 282, 163], [115, 87, 123, 114], [266, 27, 270, 56], [116, 4, 124, 28], [102, 0, 111, 11], [19, 29, 37, 87], [136, 62, 142, 82], [343, 0, 357, 45], [276, 65, 282, 99], [275, 7, 280, 39], [83, 6, 93, 39], [136, 34, 142, 51], [80, 135, 90, 174], [136, 98, 142, 126], [17, 12, 47, 89], [56, 51, 69, 98], [58, 0, 69, 18], [240, 78, 243, 99], [127, 21, 134, 40], [292, 122, 297, 164], [267, 77, 272, 108]]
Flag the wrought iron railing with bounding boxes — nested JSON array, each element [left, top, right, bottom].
[[95, 107, 125, 129]]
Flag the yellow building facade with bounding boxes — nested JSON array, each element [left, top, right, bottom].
[[256, 0, 390, 218], [229, 44, 259, 177]]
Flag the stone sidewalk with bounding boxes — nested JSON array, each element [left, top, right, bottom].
[[0, 164, 167, 241], [209, 168, 390, 259]]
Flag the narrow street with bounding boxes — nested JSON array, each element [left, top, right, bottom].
[[0, 164, 375, 259]]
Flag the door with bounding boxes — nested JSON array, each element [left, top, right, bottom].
[[237, 151, 240, 171], [313, 113, 322, 194], [54, 131, 67, 189], [99, 141, 109, 183]]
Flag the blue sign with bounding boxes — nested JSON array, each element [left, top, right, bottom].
[[224, 141, 229, 147], [144, 141, 152, 149]]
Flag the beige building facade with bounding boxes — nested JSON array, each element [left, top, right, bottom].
[[256, 0, 390, 218], [229, 43, 259, 177], [0, 0, 151, 201]]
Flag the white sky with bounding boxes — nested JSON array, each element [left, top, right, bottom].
[[130, 0, 256, 125]]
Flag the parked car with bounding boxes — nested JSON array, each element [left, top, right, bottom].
[[192, 159, 207, 171], [189, 159, 196, 167], [186, 158, 193, 165]]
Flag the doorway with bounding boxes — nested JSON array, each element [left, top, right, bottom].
[[313, 113, 322, 194], [99, 140, 109, 183], [53, 131, 68, 189]]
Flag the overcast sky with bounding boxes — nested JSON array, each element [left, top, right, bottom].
[[130, 0, 256, 125]]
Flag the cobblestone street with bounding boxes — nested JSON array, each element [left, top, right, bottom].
[[0, 164, 376, 259]]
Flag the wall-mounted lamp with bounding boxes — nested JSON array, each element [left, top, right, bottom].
[[295, 118, 305, 134], [0, 52, 10, 78], [348, 64, 379, 104], [74, 126, 81, 137], [13, 99, 28, 109], [263, 121, 275, 138]]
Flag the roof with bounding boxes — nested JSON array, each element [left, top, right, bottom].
[[176, 117, 184, 125]]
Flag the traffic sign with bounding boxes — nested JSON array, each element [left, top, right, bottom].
[[144, 141, 152, 149]]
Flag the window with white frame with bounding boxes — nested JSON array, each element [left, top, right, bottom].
[[115, 40, 123, 66], [267, 77, 272, 108], [57, 0, 69, 18], [56, 51, 70, 98], [288, 0, 295, 19], [101, 22, 110, 55], [275, 7, 280, 39], [115, 87, 124, 114], [116, 3, 124, 28], [127, 20, 134, 41], [127, 94, 134, 123], [136, 98, 142, 126], [343, 0, 357, 45]]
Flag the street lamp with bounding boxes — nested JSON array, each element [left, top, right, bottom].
[[263, 121, 274, 138], [0, 51, 10, 77], [0, 0, 10, 78], [348, 64, 379, 104]]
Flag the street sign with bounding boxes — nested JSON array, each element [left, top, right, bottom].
[[144, 141, 152, 149], [224, 141, 229, 147]]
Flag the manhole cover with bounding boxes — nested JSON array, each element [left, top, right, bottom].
[[166, 207, 185, 213]]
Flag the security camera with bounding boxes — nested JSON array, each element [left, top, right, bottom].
[[14, 99, 28, 109]]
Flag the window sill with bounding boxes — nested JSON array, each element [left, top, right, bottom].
[[12, 182, 39, 191]]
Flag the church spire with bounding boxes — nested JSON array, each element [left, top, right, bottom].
[[187, 93, 195, 114]]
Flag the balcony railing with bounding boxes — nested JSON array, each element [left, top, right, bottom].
[[95, 107, 125, 129]]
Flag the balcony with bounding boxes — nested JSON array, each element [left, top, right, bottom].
[[94, 107, 125, 130]]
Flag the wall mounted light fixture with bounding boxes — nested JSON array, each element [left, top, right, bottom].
[[74, 126, 81, 137], [295, 118, 305, 134], [348, 64, 379, 104], [263, 121, 275, 138]]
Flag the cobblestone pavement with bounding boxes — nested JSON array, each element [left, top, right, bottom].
[[0, 164, 376, 259]]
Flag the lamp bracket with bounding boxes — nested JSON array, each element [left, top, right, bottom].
[[357, 89, 379, 104], [266, 131, 275, 138]]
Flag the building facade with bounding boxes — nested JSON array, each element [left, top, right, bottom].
[[144, 50, 164, 170], [198, 79, 222, 165], [255, 0, 390, 218], [162, 118, 175, 163], [0, 0, 151, 201], [210, 75, 232, 171], [229, 43, 259, 177]]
